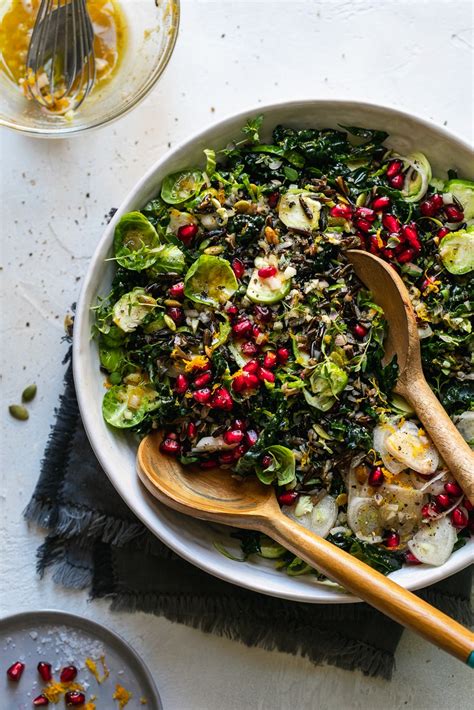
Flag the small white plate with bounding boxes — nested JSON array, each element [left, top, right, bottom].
[[74, 100, 474, 604]]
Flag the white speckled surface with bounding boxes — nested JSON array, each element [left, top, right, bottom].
[[0, 1, 472, 708]]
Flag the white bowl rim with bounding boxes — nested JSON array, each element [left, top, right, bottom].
[[74, 98, 474, 604]]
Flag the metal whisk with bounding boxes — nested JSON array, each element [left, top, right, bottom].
[[26, 0, 95, 113]]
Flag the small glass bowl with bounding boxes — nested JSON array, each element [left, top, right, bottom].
[[0, 0, 180, 137]]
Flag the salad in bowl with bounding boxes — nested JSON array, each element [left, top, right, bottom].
[[93, 115, 473, 582]]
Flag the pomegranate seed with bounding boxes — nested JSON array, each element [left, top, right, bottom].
[[200, 459, 218, 469], [267, 191, 280, 209], [258, 265, 277, 278], [37, 661, 52, 682], [232, 319, 252, 337], [33, 695, 50, 707], [232, 372, 259, 391], [7, 661, 25, 682], [166, 307, 184, 325], [386, 159, 402, 178], [384, 532, 400, 548], [276, 347, 290, 364], [232, 374, 246, 392], [168, 282, 185, 300], [245, 429, 258, 447], [437, 227, 450, 240], [251, 324, 263, 340], [353, 323, 368, 339], [422, 503, 437, 519], [219, 452, 235, 465], [241, 341, 258, 356], [368, 466, 384, 487], [420, 199, 436, 217], [405, 552, 421, 565], [371, 195, 391, 211], [253, 304, 272, 322], [355, 218, 372, 233], [187, 422, 197, 439], [167, 432, 178, 440], [389, 174, 404, 189], [444, 481, 463, 498], [445, 205, 464, 222], [278, 491, 298, 506], [175, 374, 188, 394], [396, 248, 416, 264], [65, 690, 86, 706], [243, 359, 260, 374], [431, 194, 444, 210], [263, 351, 277, 369], [193, 371, 212, 388], [463, 499, 473, 512], [210, 387, 233, 410], [160, 437, 181, 455], [177, 223, 198, 245], [258, 367, 275, 383], [223, 429, 244, 445], [435, 493, 451, 510], [451, 508, 468, 529], [226, 304, 239, 317], [330, 203, 352, 219], [355, 207, 376, 222], [231, 258, 245, 279], [262, 454, 273, 468], [193, 388, 212, 404], [232, 418, 247, 431], [402, 224, 421, 251], [232, 444, 247, 460], [368, 235, 381, 254], [382, 214, 400, 233]]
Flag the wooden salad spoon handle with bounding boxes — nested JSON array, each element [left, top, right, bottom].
[[137, 435, 474, 667], [347, 249, 474, 504]]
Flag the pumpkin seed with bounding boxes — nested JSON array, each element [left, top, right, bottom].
[[22, 384, 37, 402], [9, 404, 29, 421], [164, 314, 177, 331]]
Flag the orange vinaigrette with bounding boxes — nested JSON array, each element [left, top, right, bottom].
[[0, 0, 127, 99]]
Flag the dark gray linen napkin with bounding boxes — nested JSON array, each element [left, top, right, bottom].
[[24, 350, 472, 680]]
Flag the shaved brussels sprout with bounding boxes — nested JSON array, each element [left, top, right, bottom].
[[147, 244, 186, 276], [439, 228, 474, 275], [161, 170, 204, 205], [445, 179, 474, 222], [113, 212, 160, 271], [306, 361, 348, 411], [112, 288, 157, 332], [401, 152, 431, 202], [102, 384, 156, 428], [246, 265, 292, 304], [99, 345, 124, 373], [278, 191, 321, 231], [255, 445, 296, 486], [184, 255, 238, 307]]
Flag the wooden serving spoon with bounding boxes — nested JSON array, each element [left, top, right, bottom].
[[137, 434, 474, 667], [347, 249, 474, 504]]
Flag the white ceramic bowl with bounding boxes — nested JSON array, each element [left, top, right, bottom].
[[74, 100, 474, 603]]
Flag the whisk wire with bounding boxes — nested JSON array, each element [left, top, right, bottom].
[[26, 0, 95, 114]]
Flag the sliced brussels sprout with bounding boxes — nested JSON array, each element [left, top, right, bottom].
[[246, 260, 292, 305], [184, 255, 238, 307], [290, 333, 311, 366], [102, 384, 155, 428], [407, 517, 457, 566], [278, 190, 321, 231], [283, 495, 338, 539], [167, 209, 196, 235], [255, 445, 296, 486], [143, 315, 166, 334], [439, 229, 474, 275], [113, 212, 160, 271], [401, 152, 431, 202], [161, 170, 204, 205], [112, 288, 157, 333], [147, 244, 186, 276], [210, 313, 231, 351], [445, 179, 474, 222], [257, 539, 286, 559], [99, 345, 124, 373], [306, 360, 348, 412]]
